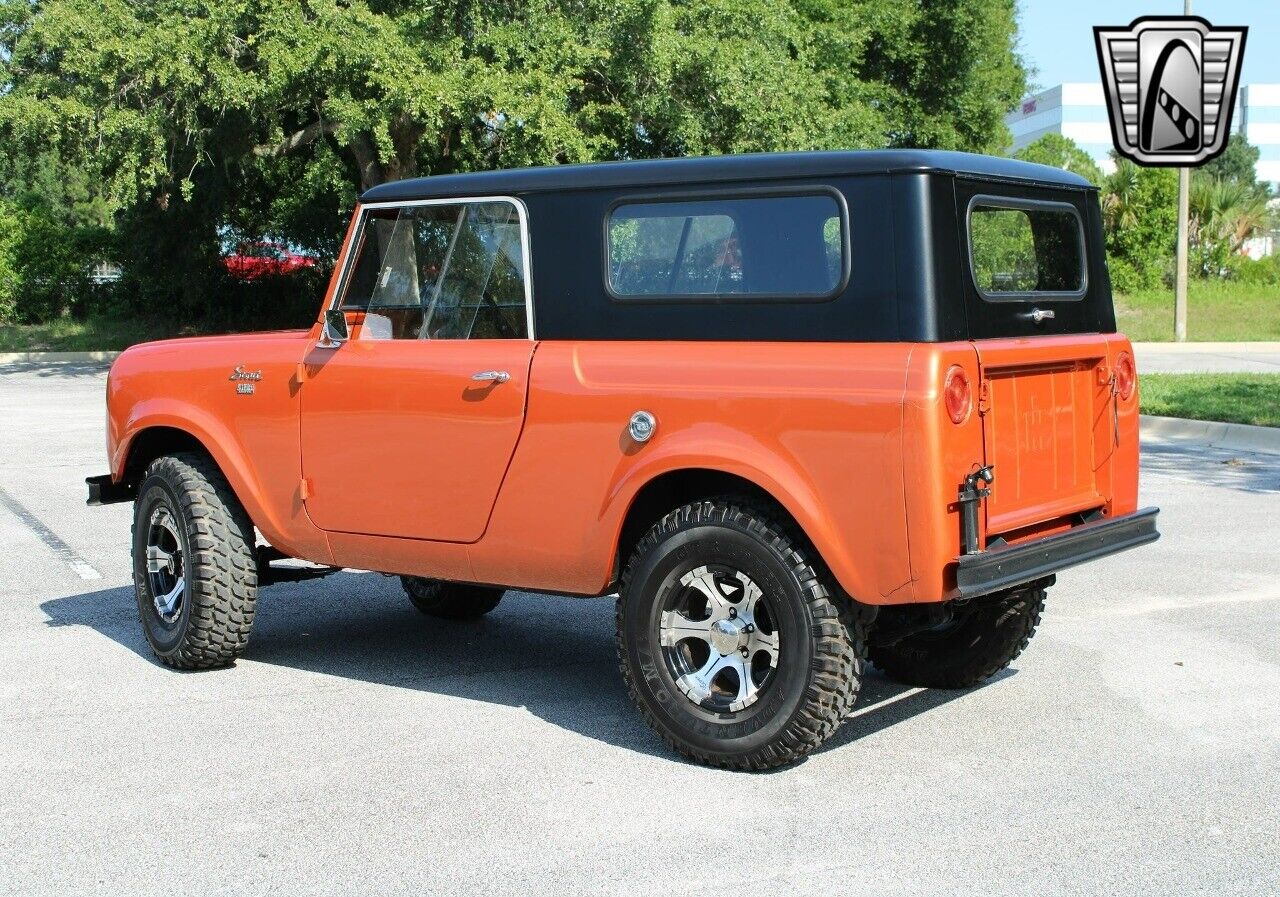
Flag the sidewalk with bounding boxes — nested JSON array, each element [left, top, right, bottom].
[[1133, 342, 1280, 374]]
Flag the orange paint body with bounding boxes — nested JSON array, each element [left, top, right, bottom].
[[105, 238, 1142, 604]]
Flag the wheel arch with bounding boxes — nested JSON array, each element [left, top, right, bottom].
[[608, 462, 870, 602], [120, 426, 210, 482], [115, 417, 284, 548]]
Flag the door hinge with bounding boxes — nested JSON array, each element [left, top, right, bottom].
[[977, 379, 991, 415], [295, 361, 308, 385], [299, 478, 311, 501]]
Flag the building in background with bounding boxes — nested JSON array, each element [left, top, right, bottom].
[[1006, 82, 1280, 185]]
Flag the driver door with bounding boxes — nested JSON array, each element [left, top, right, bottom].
[[299, 198, 534, 543]]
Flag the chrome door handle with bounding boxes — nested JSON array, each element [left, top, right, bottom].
[[471, 370, 510, 384]]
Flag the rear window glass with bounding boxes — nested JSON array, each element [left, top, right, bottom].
[[968, 201, 1085, 299], [607, 194, 846, 300]]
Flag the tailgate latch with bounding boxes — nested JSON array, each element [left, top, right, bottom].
[[958, 465, 995, 555]]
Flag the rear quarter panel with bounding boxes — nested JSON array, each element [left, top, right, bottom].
[[468, 341, 917, 603]]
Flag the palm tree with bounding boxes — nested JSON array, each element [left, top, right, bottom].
[[1189, 175, 1270, 275], [1101, 159, 1141, 234]]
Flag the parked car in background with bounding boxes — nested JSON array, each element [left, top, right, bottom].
[[223, 241, 316, 280]]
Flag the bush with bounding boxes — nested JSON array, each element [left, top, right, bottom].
[[211, 265, 331, 332], [0, 202, 111, 324], [0, 202, 20, 321], [1103, 163, 1178, 292], [1225, 254, 1280, 287]]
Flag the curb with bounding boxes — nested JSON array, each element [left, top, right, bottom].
[[0, 351, 120, 364], [1141, 414, 1280, 456]]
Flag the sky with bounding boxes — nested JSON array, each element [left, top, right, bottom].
[[1017, 0, 1279, 94]]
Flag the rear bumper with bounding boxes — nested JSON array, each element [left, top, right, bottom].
[[86, 474, 135, 506], [955, 507, 1160, 597]]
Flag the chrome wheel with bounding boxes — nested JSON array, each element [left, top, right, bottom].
[[145, 505, 186, 624], [658, 565, 781, 712]]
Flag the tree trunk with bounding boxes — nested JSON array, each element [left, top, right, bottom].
[[349, 118, 422, 191]]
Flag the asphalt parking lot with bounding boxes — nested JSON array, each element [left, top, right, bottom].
[[1, 359, 1277, 897]]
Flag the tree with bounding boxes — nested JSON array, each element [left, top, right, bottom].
[[1013, 134, 1103, 186], [1198, 132, 1268, 196], [1101, 158, 1177, 292], [1189, 175, 1270, 276], [838, 0, 1026, 152], [0, 0, 1028, 319], [1184, 135, 1272, 278]]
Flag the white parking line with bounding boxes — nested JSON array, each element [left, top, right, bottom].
[[0, 484, 102, 580]]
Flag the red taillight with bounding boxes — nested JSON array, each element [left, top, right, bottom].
[[1115, 352, 1136, 401], [944, 366, 972, 424]]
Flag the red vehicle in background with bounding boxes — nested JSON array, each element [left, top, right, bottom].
[[223, 241, 316, 280]]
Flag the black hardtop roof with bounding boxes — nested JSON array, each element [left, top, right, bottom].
[[360, 149, 1094, 204]]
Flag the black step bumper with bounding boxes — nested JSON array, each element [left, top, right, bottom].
[[955, 507, 1160, 597], [86, 474, 136, 506]]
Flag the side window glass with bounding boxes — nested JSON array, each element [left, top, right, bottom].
[[338, 201, 529, 339], [969, 201, 1085, 299], [607, 194, 847, 301]]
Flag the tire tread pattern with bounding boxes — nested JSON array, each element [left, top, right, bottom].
[[617, 498, 865, 771], [869, 585, 1047, 689], [135, 452, 258, 669]]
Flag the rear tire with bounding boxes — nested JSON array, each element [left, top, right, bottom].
[[616, 499, 864, 770], [400, 577, 504, 620], [869, 583, 1047, 689], [132, 452, 258, 669]]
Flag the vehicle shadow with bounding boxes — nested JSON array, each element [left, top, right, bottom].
[[40, 573, 1007, 767]]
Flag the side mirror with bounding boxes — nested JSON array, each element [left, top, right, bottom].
[[321, 308, 349, 347]]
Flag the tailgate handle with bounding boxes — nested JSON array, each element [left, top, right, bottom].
[[1019, 307, 1055, 323]]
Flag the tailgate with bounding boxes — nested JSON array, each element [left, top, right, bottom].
[[976, 336, 1112, 537]]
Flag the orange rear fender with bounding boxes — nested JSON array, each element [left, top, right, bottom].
[[602, 428, 875, 602]]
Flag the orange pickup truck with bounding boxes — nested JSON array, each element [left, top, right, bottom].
[[88, 150, 1159, 769]]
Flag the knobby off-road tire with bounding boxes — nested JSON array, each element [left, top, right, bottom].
[[869, 584, 1047, 689], [132, 452, 258, 669], [617, 499, 865, 771], [400, 577, 504, 620]]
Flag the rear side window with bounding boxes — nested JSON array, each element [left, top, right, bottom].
[[607, 193, 848, 301], [968, 199, 1086, 300]]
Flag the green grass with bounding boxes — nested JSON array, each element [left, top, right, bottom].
[[1116, 281, 1280, 342], [0, 316, 202, 352], [4, 279, 1279, 350], [1139, 373, 1280, 428]]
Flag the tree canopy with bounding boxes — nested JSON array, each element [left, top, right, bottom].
[[1013, 133, 1103, 186], [0, 0, 1027, 321]]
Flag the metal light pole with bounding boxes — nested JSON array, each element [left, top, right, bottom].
[[1174, 0, 1191, 341]]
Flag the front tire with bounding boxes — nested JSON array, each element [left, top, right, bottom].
[[617, 499, 864, 770], [401, 577, 504, 620], [132, 452, 258, 669], [869, 583, 1047, 689]]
